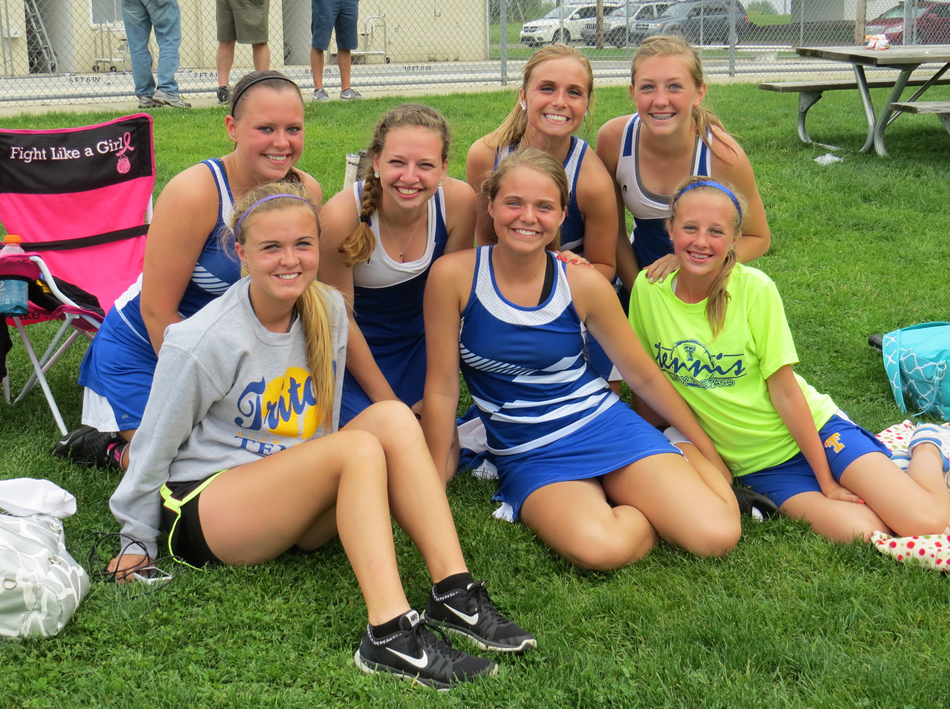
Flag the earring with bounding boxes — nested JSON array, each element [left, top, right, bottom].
[[520, 103, 526, 111], [374, 171, 380, 179], [585, 111, 589, 117], [439, 180, 443, 186]]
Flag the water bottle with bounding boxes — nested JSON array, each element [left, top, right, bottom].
[[0, 235, 29, 316], [343, 152, 360, 189]]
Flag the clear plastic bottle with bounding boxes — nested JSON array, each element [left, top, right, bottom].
[[0, 235, 29, 316]]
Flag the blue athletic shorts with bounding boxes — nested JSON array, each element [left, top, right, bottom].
[[311, 0, 358, 51], [738, 412, 891, 508]]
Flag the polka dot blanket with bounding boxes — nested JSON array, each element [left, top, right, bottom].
[[871, 420, 950, 571]]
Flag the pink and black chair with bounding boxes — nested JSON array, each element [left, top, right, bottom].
[[0, 114, 155, 434]]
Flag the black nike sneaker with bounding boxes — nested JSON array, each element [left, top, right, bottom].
[[355, 610, 497, 690], [423, 580, 536, 654]]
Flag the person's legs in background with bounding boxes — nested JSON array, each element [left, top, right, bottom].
[[120, 0, 157, 102]]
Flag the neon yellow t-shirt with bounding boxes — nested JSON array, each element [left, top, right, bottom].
[[629, 263, 838, 476]]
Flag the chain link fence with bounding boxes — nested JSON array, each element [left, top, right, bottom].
[[0, 0, 940, 106]]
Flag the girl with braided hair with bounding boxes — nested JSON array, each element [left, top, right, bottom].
[[319, 104, 476, 432]]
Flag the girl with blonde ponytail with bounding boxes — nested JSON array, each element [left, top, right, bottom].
[[596, 35, 770, 299], [466, 43, 622, 385], [108, 183, 534, 687], [320, 104, 477, 426], [629, 178, 950, 544]]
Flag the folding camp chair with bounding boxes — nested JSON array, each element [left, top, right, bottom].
[[0, 114, 155, 434]]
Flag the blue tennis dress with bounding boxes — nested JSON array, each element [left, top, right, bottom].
[[495, 137, 616, 381], [79, 158, 240, 430], [340, 181, 449, 425], [460, 246, 679, 520]]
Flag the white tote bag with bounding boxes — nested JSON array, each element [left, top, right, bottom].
[[0, 479, 89, 639]]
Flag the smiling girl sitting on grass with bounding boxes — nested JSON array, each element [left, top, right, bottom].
[[629, 176, 950, 542]]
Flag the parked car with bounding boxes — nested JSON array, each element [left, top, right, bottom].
[[520, 2, 620, 46], [632, 0, 749, 45], [865, 2, 950, 44], [580, 2, 674, 47]]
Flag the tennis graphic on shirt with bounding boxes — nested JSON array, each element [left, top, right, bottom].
[[233, 366, 320, 439], [651, 339, 745, 389]]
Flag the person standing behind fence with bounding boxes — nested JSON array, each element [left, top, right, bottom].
[[120, 0, 190, 108], [216, 0, 271, 104], [310, 0, 363, 102]]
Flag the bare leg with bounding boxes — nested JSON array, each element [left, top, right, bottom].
[[216, 41, 236, 87], [520, 478, 659, 570], [345, 401, 467, 583], [251, 43, 270, 71], [780, 491, 889, 543], [602, 453, 741, 557], [841, 449, 950, 536], [338, 48, 352, 90], [310, 47, 325, 89], [198, 429, 410, 625], [118, 429, 135, 470]]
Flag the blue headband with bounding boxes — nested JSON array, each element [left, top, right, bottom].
[[675, 181, 742, 221], [234, 193, 313, 237]]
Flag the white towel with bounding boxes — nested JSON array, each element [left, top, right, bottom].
[[0, 478, 77, 518]]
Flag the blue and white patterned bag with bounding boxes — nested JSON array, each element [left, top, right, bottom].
[[882, 322, 950, 420]]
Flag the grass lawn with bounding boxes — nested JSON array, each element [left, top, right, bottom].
[[2, 82, 950, 707]]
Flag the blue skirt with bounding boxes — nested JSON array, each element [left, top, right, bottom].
[[493, 400, 681, 520]]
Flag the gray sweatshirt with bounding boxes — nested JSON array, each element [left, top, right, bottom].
[[110, 277, 348, 559]]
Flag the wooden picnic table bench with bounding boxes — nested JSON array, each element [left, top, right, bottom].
[[888, 101, 950, 136], [758, 76, 950, 144]]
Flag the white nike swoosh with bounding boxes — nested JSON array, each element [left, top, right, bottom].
[[445, 605, 479, 626], [387, 647, 428, 669]]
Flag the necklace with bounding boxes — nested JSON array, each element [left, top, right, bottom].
[[382, 209, 426, 262]]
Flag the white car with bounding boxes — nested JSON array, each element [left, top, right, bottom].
[[520, 3, 621, 46]]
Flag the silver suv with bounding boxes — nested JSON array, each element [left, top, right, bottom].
[[520, 2, 620, 46], [581, 2, 673, 47], [633, 0, 749, 45]]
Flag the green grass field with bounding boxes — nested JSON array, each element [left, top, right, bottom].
[[2, 82, 950, 707]]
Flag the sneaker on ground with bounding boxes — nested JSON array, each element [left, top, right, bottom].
[[732, 486, 780, 521], [340, 87, 363, 101], [51, 426, 121, 469], [909, 423, 950, 474], [423, 580, 536, 653], [216, 86, 230, 104], [137, 95, 160, 108], [152, 89, 191, 108], [355, 610, 497, 690], [312, 87, 331, 102]]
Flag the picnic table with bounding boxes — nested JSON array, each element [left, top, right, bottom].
[[795, 44, 950, 157]]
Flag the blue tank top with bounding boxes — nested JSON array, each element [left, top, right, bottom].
[[112, 158, 241, 344], [616, 114, 712, 268], [339, 182, 450, 423], [495, 136, 587, 255], [459, 246, 619, 457]]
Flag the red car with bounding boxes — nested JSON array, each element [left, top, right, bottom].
[[866, 2, 950, 44]]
